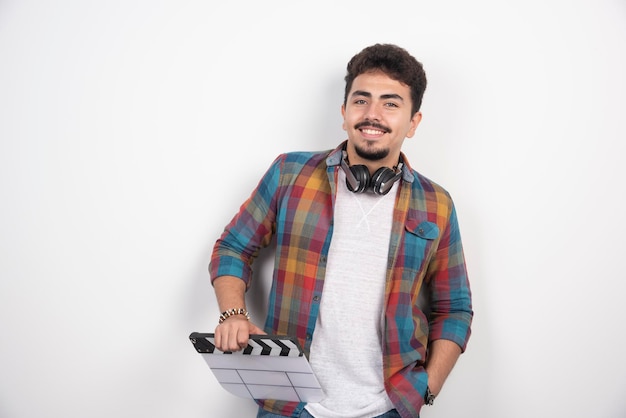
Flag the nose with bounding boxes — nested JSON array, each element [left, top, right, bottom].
[[365, 103, 382, 121]]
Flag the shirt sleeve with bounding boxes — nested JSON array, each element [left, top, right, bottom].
[[425, 203, 473, 351], [208, 155, 283, 289]]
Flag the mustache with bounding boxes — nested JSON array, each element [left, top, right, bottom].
[[354, 121, 391, 133]]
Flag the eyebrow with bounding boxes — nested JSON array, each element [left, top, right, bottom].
[[351, 90, 405, 102]]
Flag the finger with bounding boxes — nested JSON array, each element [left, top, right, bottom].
[[214, 326, 224, 351], [229, 326, 247, 351], [237, 331, 249, 349], [249, 323, 266, 335]]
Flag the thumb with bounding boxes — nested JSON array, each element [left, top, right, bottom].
[[248, 322, 266, 335]]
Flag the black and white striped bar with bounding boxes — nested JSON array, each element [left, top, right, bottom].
[[190, 333, 303, 357]]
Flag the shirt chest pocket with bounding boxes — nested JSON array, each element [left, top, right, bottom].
[[402, 219, 440, 270]]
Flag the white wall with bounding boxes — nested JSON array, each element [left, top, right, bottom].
[[1, 1, 625, 417]]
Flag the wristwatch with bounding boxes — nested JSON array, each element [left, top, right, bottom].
[[424, 386, 436, 406]]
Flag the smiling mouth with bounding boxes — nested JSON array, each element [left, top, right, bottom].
[[361, 128, 386, 135], [355, 122, 390, 135]]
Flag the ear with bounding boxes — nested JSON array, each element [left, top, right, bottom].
[[406, 112, 422, 138], [341, 104, 347, 131]]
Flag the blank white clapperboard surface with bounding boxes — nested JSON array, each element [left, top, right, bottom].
[[189, 333, 324, 402]]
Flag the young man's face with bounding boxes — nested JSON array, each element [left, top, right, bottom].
[[342, 70, 422, 169]]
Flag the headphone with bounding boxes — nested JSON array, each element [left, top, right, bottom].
[[340, 150, 403, 196]]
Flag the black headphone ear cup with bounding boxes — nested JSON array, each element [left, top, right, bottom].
[[371, 167, 400, 195], [347, 164, 370, 193]]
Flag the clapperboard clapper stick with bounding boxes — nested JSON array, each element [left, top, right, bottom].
[[189, 332, 324, 402]]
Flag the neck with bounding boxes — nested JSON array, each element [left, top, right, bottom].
[[345, 146, 401, 174]]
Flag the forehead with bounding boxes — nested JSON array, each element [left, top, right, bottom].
[[349, 71, 411, 97]]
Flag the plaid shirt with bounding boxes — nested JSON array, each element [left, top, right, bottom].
[[210, 142, 473, 418]]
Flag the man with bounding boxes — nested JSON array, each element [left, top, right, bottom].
[[209, 43, 473, 418]]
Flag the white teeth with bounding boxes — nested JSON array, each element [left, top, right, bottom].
[[362, 129, 383, 135]]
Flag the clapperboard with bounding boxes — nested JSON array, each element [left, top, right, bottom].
[[189, 332, 324, 402]]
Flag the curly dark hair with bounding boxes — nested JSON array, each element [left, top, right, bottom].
[[344, 44, 427, 116]]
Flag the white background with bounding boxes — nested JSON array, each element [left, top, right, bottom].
[[1, 1, 625, 417]]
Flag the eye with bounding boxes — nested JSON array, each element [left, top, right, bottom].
[[354, 99, 367, 105], [384, 102, 399, 108]]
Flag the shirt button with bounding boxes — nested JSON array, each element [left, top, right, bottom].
[[306, 333, 312, 340], [320, 256, 327, 263], [313, 295, 320, 302]]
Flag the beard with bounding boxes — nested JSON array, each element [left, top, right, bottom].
[[354, 142, 389, 161]]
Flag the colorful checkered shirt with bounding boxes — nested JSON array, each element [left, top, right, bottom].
[[209, 142, 473, 418]]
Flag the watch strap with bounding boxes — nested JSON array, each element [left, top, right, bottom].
[[424, 386, 436, 406]]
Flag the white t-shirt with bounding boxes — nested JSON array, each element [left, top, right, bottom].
[[305, 170, 397, 418]]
